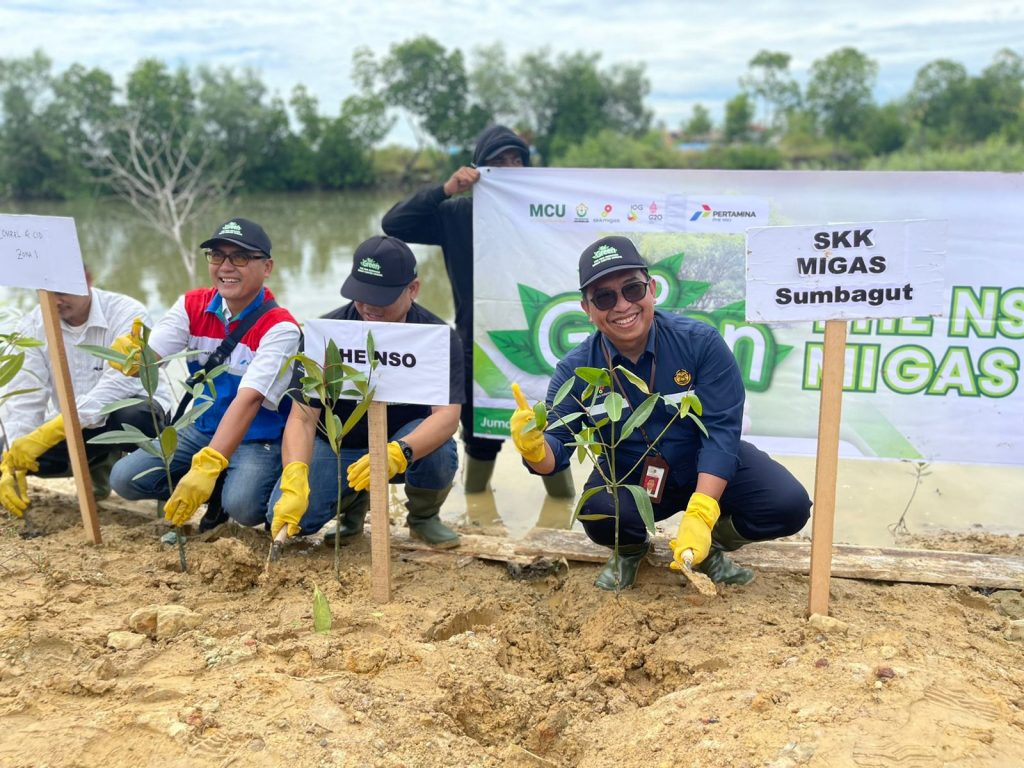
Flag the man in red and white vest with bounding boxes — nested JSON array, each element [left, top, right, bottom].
[[110, 218, 300, 530]]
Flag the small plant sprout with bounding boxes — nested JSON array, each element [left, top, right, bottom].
[[281, 330, 377, 582], [82, 320, 225, 573]]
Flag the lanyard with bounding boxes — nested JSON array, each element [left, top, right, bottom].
[[600, 327, 660, 455]]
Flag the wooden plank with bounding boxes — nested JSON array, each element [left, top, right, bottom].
[[808, 319, 847, 615], [367, 401, 391, 602], [37, 289, 101, 544], [386, 527, 1024, 590]]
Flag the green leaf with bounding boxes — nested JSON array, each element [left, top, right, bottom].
[[604, 392, 624, 422], [615, 365, 650, 394], [11, 336, 43, 349], [532, 402, 547, 431], [341, 394, 372, 437], [576, 513, 612, 521], [77, 344, 126, 364], [172, 399, 214, 431], [684, 391, 703, 416], [571, 485, 605, 524], [0, 352, 25, 388], [131, 465, 165, 483], [138, 345, 161, 397], [95, 397, 145, 416], [517, 283, 553, 327], [625, 484, 656, 535], [365, 330, 376, 371], [312, 583, 332, 633], [551, 375, 576, 408], [619, 393, 659, 442], [158, 427, 178, 461], [86, 423, 151, 446], [575, 367, 610, 387], [325, 412, 343, 451], [687, 412, 709, 437]]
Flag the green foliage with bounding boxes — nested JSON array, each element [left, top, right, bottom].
[[682, 104, 713, 139], [312, 583, 332, 633], [864, 136, 1024, 171], [723, 93, 754, 143], [0, 330, 44, 446], [805, 47, 879, 141], [554, 130, 685, 169]]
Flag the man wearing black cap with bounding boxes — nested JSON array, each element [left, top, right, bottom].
[[381, 124, 575, 499], [267, 235, 463, 547], [110, 218, 301, 531], [509, 235, 811, 590]]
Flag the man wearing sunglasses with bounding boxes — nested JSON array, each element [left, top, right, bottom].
[[381, 124, 575, 500], [510, 235, 811, 591], [110, 218, 301, 532]]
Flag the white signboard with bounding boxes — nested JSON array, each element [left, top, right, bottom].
[[0, 214, 88, 294], [303, 318, 450, 406], [745, 220, 947, 322]]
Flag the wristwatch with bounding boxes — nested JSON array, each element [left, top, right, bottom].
[[396, 440, 414, 463]]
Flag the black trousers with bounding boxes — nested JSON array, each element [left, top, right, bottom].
[[459, 346, 503, 461], [34, 403, 166, 477], [579, 440, 811, 548]]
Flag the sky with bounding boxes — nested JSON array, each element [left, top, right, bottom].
[[5, 0, 1024, 144]]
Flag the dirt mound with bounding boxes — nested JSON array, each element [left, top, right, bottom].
[[1, 493, 1023, 767]]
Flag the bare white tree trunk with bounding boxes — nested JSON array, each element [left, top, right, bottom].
[[88, 113, 243, 283]]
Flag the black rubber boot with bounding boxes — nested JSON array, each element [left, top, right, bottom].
[[406, 485, 460, 548], [198, 499, 229, 532], [88, 451, 119, 501], [542, 468, 576, 499], [323, 492, 369, 542], [594, 542, 650, 591], [463, 456, 495, 494], [696, 516, 755, 585]]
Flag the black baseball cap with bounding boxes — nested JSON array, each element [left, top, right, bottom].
[[200, 218, 272, 257], [341, 236, 418, 306], [578, 236, 647, 289]]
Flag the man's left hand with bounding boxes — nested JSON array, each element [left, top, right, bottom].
[[6, 414, 65, 473], [346, 442, 408, 492], [669, 492, 721, 569], [164, 446, 229, 526]]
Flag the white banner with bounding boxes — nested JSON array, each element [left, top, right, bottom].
[[303, 319, 450, 406], [0, 214, 87, 294], [746, 220, 947, 322], [471, 168, 1024, 466]]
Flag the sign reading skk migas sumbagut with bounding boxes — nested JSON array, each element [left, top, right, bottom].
[[0, 213, 88, 294], [302, 319, 450, 406], [745, 220, 946, 322]]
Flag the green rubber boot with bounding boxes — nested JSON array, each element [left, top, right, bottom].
[[88, 451, 119, 501], [463, 456, 496, 494], [406, 485, 460, 549], [696, 516, 755, 585], [594, 542, 650, 591], [542, 468, 576, 499], [324, 492, 369, 542]]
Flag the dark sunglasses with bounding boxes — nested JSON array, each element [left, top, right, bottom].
[[204, 249, 268, 267], [588, 280, 650, 311]]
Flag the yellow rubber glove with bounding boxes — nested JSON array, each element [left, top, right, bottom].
[[271, 461, 310, 538], [6, 414, 65, 472], [164, 446, 229, 526], [346, 442, 407, 492], [509, 383, 546, 463], [0, 456, 29, 518], [108, 317, 144, 376], [669, 492, 721, 569]]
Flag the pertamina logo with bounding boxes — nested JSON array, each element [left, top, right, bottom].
[[690, 202, 758, 223]]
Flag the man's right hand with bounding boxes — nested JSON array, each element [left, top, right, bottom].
[[442, 166, 481, 197], [509, 383, 547, 463], [0, 457, 28, 518], [271, 461, 310, 538]]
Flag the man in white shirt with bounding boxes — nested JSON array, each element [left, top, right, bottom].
[[0, 272, 173, 518]]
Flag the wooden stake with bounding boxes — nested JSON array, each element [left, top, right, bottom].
[[37, 290, 101, 544], [367, 401, 391, 602], [807, 319, 847, 615]]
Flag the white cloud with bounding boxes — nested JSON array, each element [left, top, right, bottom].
[[3, 0, 1022, 139]]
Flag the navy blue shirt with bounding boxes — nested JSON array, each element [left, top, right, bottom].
[[543, 310, 743, 485]]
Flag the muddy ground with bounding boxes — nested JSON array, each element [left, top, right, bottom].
[[1, 484, 1023, 768]]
